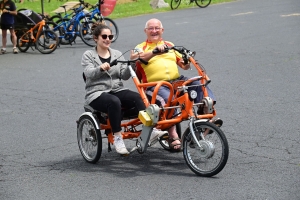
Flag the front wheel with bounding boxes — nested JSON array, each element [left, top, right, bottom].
[[195, 0, 211, 8], [182, 121, 229, 177], [171, 0, 181, 10], [77, 115, 102, 163], [35, 29, 59, 54]]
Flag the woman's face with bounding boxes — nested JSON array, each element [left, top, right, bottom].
[[95, 29, 113, 49]]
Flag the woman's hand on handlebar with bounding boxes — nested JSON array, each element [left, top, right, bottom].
[[100, 62, 110, 71]]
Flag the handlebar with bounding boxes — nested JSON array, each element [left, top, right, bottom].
[[110, 57, 148, 67], [152, 45, 195, 65]]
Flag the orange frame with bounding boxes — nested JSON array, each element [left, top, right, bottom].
[[103, 51, 216, 144]]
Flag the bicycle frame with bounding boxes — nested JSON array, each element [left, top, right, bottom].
[[19, 19, 46, 44]]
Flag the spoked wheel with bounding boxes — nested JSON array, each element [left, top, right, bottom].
[[100, 18, 119, 43], [171, 0, 181, 10], [159, 123, 182, 150], [59, 21, 77, 45], [195, 0, 211, 8], [17, 30, 30, 52], [35, 29, 59, 54], [77, 115, 102, 163], [182, 121, 229, 177], [80, 20, 95, 47]]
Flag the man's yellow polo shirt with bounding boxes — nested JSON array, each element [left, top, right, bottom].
[[135, 40, 181, 83]]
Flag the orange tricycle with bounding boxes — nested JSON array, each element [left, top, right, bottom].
[[76, 46, 229, 177]]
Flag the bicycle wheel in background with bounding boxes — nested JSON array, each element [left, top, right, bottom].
[[17, 30, 30, 52], [35, 29, 59, 54], [195, 0, 211, 8], [171, 0, 181, 10], [80, 20, 95, 47], [100, 18, 119, 43]]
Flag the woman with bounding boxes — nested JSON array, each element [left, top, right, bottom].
[[81, 23, 164, 155]]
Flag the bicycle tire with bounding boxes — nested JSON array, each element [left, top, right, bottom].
[[77, 115, 102, 163], [59, 21, 77, 45], [35, 29, 59, 54], [171, 0, 181, 10], [195, 0, 211, 8], [17, 30, 30, 52], [182, 121, 229, 177], [100, 18, 119, 43], [79, 20, 95, 47]]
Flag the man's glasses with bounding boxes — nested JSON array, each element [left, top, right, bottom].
[[146, 27, 162, 31], [101, 34, 114, 40]]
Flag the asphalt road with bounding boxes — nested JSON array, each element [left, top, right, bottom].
[[1, 0, 299, 199]]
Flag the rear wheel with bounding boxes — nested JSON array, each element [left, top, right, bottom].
[[182, 121, 229, 177], [195, 0, 211, 8], [99, 18, 119, 43], [77, 115, 102, 163], [17, 30, 30, 52], [80, 20, 95, 47], [35, 29, 58, 54], [171, 0, 181, 10]]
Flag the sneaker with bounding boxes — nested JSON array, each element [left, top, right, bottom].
[[148, 128, 167, 146], [13, 48, 18, 54], [113, 135, 129, 155], [1, 49, 6, 54]]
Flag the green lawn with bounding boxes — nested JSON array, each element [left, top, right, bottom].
[[14, 0, 234, 19]]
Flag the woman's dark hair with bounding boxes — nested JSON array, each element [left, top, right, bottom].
[[92, 22, 112, 39]]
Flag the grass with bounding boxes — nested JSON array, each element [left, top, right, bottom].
[[14, 0, 233, 19]]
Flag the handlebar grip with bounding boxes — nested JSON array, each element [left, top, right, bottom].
[[110, 59, 117, 67], [152, 45, 169, 54], [139, 58, 148, 65]]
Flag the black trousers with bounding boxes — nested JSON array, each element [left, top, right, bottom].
[[90, 89, 145, 133]]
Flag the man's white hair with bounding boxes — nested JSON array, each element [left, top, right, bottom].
[[145, 18, 163, 28]]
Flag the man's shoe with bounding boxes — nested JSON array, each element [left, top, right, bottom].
[[148, 128, 167, 146], [114, 135, 129, 155], [208, 118, 223, 134]]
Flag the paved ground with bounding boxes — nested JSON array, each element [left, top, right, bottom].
[[0, 0, 299, 199]]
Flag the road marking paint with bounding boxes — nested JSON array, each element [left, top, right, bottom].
[[281, 13, 300, 17], [231, 12, 253, 16]]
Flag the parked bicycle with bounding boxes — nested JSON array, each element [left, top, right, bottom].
[[48, 1, 92, 45], [79, 0, 119, 46], [171, 0, 211, 10], [77, 45, 229, 177], [15, 10, 59, 54]]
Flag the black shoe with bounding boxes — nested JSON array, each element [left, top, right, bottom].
[[208, 118, 223, 134]]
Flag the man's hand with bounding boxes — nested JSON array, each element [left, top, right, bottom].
[[152, 44, 169, 54]]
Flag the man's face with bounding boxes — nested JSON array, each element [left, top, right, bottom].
[[144, 20, 164, 43]]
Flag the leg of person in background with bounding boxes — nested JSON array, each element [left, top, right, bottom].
[[1, 29, 8, 54], [9, 28, 18, 54]]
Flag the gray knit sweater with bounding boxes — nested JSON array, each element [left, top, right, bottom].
[[81, 47, 131, 105]]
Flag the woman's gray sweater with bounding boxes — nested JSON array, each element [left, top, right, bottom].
[[81, 47, 131, 105]]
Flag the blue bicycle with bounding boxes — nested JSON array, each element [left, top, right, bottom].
[[79, 1, 119, 46], [48, 1, 91, 45]]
